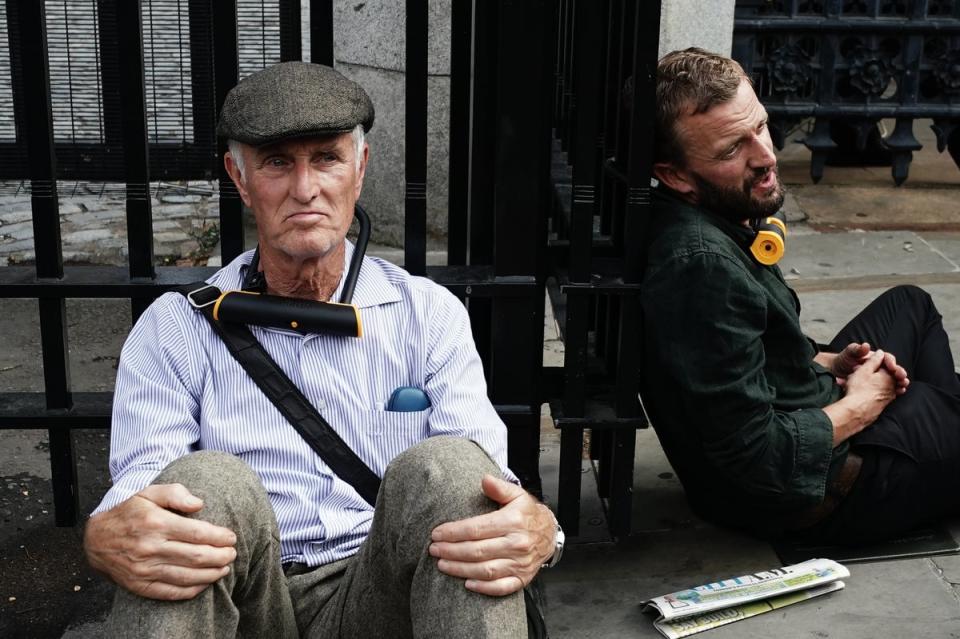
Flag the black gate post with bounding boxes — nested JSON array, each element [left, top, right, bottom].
[[404, 0, 428, 277], [115, 0, 157, 323], [12, 0, 77, 526], [489, 0, 552, 494], [310, 0, 333, 66], [213, 1, 243, 262]]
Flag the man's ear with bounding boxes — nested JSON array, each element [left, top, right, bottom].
[[224, 151, 252, 208], [653, 161, 696, 200]]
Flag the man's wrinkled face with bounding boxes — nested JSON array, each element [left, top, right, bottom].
[[671, 80, 785, 221], [226, 132, 367, 262]]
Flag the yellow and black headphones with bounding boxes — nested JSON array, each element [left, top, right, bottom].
[[748, 210, 787, 266]]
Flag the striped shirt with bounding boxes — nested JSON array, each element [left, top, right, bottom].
[[92, 243, 514, 567]]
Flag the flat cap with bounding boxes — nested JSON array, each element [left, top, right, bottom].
[[217, 61, 375, 145]]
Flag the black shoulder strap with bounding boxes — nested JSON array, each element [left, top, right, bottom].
[[176, 283, 382, 507]]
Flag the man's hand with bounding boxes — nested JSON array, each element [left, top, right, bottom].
[[818, 342, 909, 395], [825, 349, 899, 445], [827, 342, 872, 380], [83, 484, 238, 601], [428, 475, 556, 596]]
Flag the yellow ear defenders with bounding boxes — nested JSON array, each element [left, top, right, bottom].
[[749, 211, 787, 266]]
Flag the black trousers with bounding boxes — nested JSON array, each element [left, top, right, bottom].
[[806, 285, 960, 544]]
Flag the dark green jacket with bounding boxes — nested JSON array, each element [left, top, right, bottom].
[[641, 192, 848, 535]]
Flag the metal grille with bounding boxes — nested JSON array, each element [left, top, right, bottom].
[[547, 0, 660, 537], [142, 0, 194, 143], [238, 0, 282, 79], [0, 7, 16, 141], [733, 0, 960, 184], [46, 0, 105, 143], [0, 0, 562, 531]]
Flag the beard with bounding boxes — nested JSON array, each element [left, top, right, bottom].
[[692, 167, 785, 223]]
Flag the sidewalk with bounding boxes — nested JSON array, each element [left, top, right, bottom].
[[2, 130, 960, 637], [539, 126, 960, 638]]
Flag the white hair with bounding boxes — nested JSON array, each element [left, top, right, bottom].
[[227, 124, 365, 183]]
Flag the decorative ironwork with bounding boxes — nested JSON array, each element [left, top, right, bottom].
[[847, 46, 894, 97], [935, 50, 960, 94], [734, 0, 960, 185], [770, 44, 813, 95]]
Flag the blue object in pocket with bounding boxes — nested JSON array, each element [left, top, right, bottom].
[[386, 386, 431, 412]]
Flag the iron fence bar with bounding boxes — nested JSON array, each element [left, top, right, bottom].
[[446, 0, 472, 266], [188, 0, 218, 163], [278, 0, 301, 62], [404, 0, 428, 276], [597, 0, 621, 239], [555, 0, 607, 533], [114, 0, 157, 322], [0, 143, 219, 180], [94, 0, 123, 149], [560, 0, 575, 151], [213, 0, 243, 262], [734, 17, 960, 32], [13, 0, 79, 527], [3, 1, 27, 172], [466, 1, 498, 378], [0, 265, 537, 297], [569, 0, 605, 283], [553, 0, 567, 130], [489, 0, 551, 494], [622, 0, 657, 284], [469, 0, 496, 267], [309, 0, 333, 65], [763, 105, 960, 118], [116, 0, 156, 283]]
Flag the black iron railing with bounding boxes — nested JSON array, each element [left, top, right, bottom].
[[733, 0, 960, 185], [0, 0, 552, 525], [548, 0, 661, 537]]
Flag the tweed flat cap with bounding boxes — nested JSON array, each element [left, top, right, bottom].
[[217, 61, 375, 145]]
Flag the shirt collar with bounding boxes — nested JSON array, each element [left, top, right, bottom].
[[237, 240, 402, 309], [653, 186, 755, 245]]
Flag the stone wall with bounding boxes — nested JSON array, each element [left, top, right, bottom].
[[659, 0, 736, 57], [325, 0, 451, 248]]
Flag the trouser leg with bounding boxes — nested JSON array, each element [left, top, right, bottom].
[[290, 436, 526, 639], [802, 286, 960, 543], [828, 285, 960, 392], [809, 440, 960, 545], [106, 451, 297, 639]]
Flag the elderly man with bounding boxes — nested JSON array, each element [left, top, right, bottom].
[[642, 48, 960, 544], [83, 62, 559, 638]]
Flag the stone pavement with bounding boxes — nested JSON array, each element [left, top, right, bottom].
[[539, 126, 960, 638], [2, 130, 960, 637]]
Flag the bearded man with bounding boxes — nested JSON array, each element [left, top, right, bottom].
[[641, 48, 960, 544]]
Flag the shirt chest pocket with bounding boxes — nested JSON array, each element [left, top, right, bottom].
[[368, 408, 432, 442]]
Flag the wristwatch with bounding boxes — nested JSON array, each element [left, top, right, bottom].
[[543, 523, 565, 568]]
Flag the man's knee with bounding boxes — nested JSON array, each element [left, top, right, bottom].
[[382, 437, 501, 514], [387, 436, 499, 483], [153, 451, 272, 527], [886, 284, 934, 311]]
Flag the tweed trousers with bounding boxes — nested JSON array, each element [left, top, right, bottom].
[[105, 436, 526, 638]]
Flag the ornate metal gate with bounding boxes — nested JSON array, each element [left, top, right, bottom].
[[733, 0, 960, 185]]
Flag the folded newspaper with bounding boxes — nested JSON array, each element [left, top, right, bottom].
[[643, 558, 849, 638]]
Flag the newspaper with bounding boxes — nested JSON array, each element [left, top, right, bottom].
[[643, 558, 849, 638]]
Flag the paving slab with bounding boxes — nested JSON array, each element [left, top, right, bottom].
[[782, 229, 958, 281], [792, 285, 960, 367], [919, 231, 960, 268], [789, 185, 960, 231]]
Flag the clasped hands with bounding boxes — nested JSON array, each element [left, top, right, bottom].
[[826, 341, 909, 395]]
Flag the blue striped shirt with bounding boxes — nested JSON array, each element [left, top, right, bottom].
[[93, 243, 514, 567]]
